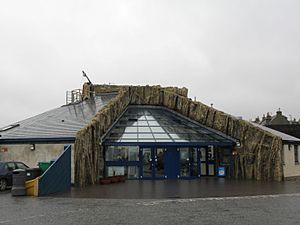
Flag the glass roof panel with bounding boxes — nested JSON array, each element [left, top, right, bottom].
[[150, 127, 165, 133], [104, 106, 235, 145], [138, 121, 148, 126], [121, 133, 138, 139], [155, 139, 173, 142], [148, 121, 159, 126], [138, 127, 152, 133], [153, 133, 170, 139], [138, 139, 156, 142], [137, 116, 147, 121], [122, 127, 137, 133], [139, 133, 154, 139]]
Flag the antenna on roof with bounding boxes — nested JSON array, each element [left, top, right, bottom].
[[82, 71, 93, 85]]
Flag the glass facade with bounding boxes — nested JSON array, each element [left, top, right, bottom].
[[104, 106, 235, 179], [104, 107, 234, 145], [106, 166, 139, 178], [105, 146, 139, 161]]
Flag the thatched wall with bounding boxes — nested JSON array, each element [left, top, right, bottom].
[[75, 84, 283, 186]]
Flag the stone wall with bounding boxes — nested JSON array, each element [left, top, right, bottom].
[[75, 84, 283, 186]]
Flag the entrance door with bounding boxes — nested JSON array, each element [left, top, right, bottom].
[[179, 147, 199, 178], [141, 147, 165, 179], [200, 146, 215, 176], [141, 148, 153, 178], [142, 147, 202, 179], [164, 148, 179, 179]]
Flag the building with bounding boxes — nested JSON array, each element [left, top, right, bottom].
[[255, 109, 300, 139], [252, 123, 300, 179], [0, 92, 116, 182], [74, 84, 285, 186], [1, 84, 294, 187], [103, 105, 236, 179]]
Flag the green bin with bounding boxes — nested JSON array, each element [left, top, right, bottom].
[[38, 162, 52, 173]]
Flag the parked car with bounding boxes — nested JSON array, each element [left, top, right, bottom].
[[0, 161, 29, 191]]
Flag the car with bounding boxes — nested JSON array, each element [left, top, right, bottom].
[[0, 161, 29, 191]]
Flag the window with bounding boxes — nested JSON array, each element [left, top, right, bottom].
[[16, 162, 28, 169], [106, 166, 125, 176], [105, 146, 139, 161], [281, 146, 285, 165], [104, 106, 235, 145], [105, 166, 139, 178], [219, 148, 232, 165], [294, 145, 299, 164], [6, 162, 16, 171]]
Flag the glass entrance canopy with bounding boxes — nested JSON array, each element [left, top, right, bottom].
[[103, 106, 236, 147]]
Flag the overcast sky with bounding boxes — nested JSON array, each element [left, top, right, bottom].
[[0, 0, 299, 127]]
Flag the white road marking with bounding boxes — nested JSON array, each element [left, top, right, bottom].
[[137, 193, 300, 206]]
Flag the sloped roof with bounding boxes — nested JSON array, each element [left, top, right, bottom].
[[104, 105, 237, 146], [0, 93, 117, 143], [252, 123, 300, 144]]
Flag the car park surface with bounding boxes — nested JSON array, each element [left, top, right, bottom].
[[1, 179, 300, 225]]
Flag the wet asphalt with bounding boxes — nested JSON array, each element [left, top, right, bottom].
[[56, 178, 300, 199], [1, 179, 300, 225]]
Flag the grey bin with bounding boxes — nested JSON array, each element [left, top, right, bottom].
[[11, 169, 26, 196], [26, 168, 42, 181]]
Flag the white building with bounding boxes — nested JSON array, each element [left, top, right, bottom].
[[253, 123, 300, 179]]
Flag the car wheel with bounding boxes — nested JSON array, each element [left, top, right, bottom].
[[0, 179, 7, 191]]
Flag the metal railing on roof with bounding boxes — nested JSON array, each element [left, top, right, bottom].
[[66, 89, 82, 104]]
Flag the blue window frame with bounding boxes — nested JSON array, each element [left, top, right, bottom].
[[103, 106, 236, 146], [103, 106, 236, 180]]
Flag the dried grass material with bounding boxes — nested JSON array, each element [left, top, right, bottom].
[[75, 84, 283, 187], [74, 88, 130, 187]]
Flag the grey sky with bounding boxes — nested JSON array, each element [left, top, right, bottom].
[[0, 0, 299, 128]]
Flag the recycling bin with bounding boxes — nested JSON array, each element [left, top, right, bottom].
[[11, 169, 26, 196], [38, 162, 52, 173]]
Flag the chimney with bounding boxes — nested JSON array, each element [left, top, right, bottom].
[[266, 112, 272, 125], [276, 108, 282, 116]]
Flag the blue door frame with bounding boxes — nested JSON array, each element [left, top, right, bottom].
[[105, 145, 234, 180], [179, 148, 201, 179], [140, 147, 165, 179], [164, 148, 180, 179], [200, 146, 216, 176], [141, 147, 199, 180]]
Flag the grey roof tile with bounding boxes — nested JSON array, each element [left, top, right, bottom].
[[0, 93, 117, 142], [252, 122, 300, 143]]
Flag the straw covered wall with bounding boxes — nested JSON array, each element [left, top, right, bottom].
[[74, 84, 283, 186]]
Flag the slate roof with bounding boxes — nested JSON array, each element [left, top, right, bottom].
[[0, 93, 117, 143], [252, 123, 300, 144]]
